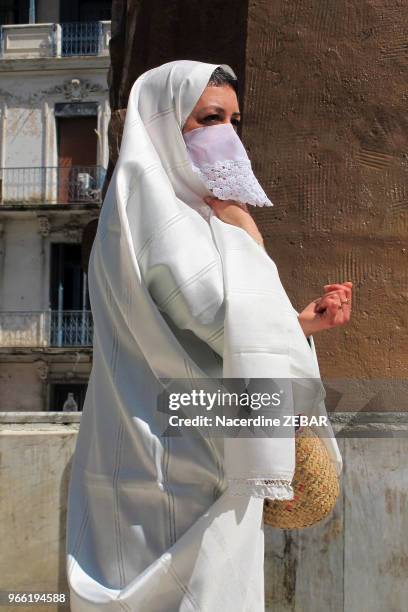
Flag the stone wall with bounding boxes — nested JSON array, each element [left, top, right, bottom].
[[242, 0, 408, 380]]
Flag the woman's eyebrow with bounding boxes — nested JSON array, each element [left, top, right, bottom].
[[200, 105, 241, 116]]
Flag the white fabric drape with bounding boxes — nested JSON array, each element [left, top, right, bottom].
[[66, 59, 342, 611]]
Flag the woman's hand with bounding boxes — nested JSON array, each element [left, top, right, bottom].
[[204, 196, 265, 247], [298, 282, 353, 337]]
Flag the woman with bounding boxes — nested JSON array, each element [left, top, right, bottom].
[[66, 60, 351, 611]]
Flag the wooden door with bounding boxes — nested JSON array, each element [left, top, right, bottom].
[[57, 116, 97, 203]]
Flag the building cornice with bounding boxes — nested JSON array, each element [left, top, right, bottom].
[[0, 55, 110, 75], [0, 204, 101, 217], [0, 348, 93, 358]]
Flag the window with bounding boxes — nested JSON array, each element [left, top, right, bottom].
[[0, 0, 29, 25], [59, 0, 111, 23], [49, 383, 87, 411], [49, 243, 93, 347]]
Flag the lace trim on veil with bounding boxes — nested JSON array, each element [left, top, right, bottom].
[[191, 160, 273, 207], [227, 478, 294, 500]]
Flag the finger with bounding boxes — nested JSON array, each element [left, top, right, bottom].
[[204, 198, 230, 215], [204, 196, 222, 206], [324, 281, 353, 287], [326, 289, 349, 303], [316, 290, 349, 310], [324, 282, 353, 302], [315, 294, 347, 324], [329, 293, 352, 325], [204, 196, 228, 205], [205, 198, 234, 212], [322, 286, 352, 306], [323, 283, 351, 295], [324, 295, 347, 325]]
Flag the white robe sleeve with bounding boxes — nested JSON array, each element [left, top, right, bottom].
[[139, 215, 226, 358]]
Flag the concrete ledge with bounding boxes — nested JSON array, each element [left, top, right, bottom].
[[1, 411, 408, 435], [331, 411, 408, 436], [0, 411, 81, 423]]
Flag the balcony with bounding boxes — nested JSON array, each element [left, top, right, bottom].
[[61, 22, 107, 57], [0, 21, 110, 59], [0, 165, 105, 205], [0, 310, 93, 348]]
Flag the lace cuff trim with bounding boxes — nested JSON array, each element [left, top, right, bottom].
[[226, 478, 294, 500], [191, 159, 274, 207]]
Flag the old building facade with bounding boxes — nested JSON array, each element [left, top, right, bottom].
[[0, 0, 111, 410]]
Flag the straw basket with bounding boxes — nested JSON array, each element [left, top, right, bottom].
[[263, 426, 340, 529]]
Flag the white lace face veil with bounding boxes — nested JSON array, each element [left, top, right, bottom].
[[183, 122, 273, 207]]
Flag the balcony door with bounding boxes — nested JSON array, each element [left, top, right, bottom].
[[50, 243, 87, 310], [0, 0, 29, 25], [49, 243, 92, 346], [57, 115, 97, 203], [60, 0, 112, 22]]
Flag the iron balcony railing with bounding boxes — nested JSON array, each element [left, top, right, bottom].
[[61, 21, 103, 57], [0, 165, 106, 204], [0, 21, 111, 59], [0, 310, 94, 348]]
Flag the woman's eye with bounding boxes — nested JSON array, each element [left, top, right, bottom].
[[202, 115, 241, 126]]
